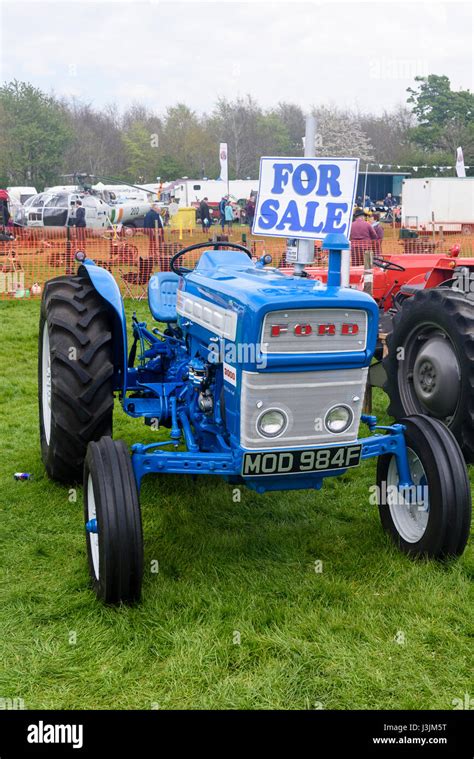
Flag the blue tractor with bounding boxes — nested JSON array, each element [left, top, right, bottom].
[[38, 237, 471, 604]]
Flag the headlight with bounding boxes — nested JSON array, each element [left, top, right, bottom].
[[325, 405, 353, 434], [257, 408, 287, 438]]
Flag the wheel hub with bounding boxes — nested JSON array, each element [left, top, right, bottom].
[[387, 449, 429, 543], [418, 360, 436, 391], [412, 336, 460, 418]]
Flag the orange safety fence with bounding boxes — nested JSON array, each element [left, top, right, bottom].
[[1, 224, 473, 301]]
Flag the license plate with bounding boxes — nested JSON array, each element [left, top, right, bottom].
[[242, 444, 362, 477]]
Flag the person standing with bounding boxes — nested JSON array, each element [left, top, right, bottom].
[[245, 197, 255, 230], [199, 197, 212, 233], [74, 199, 87, 252], [0, 190, 11, 231], [219, 196, 227, 232], [144, 203, 164, 232], [225, 200, 234, 234], [144, 203, 165, 268], [68, 200, 76, 226], [350, 209, 378, 264], [371, 212, 384, 254]]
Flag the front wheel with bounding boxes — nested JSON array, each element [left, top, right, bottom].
[[84, 437, 143, 604], [376, 415, 471, 559]]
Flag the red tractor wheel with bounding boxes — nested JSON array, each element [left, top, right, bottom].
[[383, 287, 474, 461]]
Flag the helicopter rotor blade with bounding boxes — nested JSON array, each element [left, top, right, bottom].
[[60, 171, 160, 199]]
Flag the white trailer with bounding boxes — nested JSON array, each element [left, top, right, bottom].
[[402, 177, 474, 233], [161, 179, 258, 205]]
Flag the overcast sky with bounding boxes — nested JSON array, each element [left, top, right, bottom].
[[0, 0, 472, 116]]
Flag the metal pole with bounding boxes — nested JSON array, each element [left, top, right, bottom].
[[341, 247, 350, 287], [363, 162, 369, 206], [294, 114, 317, 276]]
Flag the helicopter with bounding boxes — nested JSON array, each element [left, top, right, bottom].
[[13, 173, 158, 230]]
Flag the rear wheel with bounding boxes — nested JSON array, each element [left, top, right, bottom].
[[376, 415, 471, 559], [38, 274, 114, 483], [84, 437, 143, 605], [384, 288, 474, 461]]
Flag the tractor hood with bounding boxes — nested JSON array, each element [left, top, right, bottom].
[[179, 249, 379, 371]]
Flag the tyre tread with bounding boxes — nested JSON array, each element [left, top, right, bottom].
[[38, 274, 115, 483], [384, 288, 474, 461]]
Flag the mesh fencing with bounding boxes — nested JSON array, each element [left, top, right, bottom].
[[1, 223, 473, 301]]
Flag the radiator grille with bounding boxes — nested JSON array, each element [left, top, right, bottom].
[[240, 368, 368, 450], [261, 308, 367, 354]]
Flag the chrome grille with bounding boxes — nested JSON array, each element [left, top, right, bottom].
[[261, 308, 367, 354], [240, 368, 368, 450]]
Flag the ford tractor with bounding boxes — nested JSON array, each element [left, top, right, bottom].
[[283, 246, 474, 462], [38, 236, 471, 604]]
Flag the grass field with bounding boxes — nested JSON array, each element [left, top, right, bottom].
[[0, 299, 472, 710]]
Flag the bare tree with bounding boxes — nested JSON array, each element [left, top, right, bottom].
[[63, 99, 125, 178], [313, 105, 374, 162]]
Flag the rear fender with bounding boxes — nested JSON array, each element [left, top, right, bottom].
[[79, 260, 128, 395]]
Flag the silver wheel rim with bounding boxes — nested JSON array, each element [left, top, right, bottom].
[[87, 475, 100, 579], [42, 323, 52, 445], [387, 448, 429, 543]]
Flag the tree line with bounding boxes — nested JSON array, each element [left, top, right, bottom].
[[0, 75, 472, 189]]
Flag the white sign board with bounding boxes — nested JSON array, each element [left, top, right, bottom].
[[252, 157, 359, 240]]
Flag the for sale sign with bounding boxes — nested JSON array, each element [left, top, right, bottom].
[[252, 157, 359, 240]]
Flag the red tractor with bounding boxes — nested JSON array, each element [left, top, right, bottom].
[[282, 244, 474, 460]]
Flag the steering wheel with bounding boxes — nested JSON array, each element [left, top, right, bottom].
[[373, 256, 406, 272], [170, 241, 253, 275]]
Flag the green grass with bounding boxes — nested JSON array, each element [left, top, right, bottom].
[[0, 299, 472, 710]]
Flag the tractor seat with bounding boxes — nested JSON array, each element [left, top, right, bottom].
[[399, 282, 425, 296], [148, 272, 179, 322]]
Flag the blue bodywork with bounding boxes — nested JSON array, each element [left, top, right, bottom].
[[79, 234, 413, 494]]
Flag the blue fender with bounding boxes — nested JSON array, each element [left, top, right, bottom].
[[79, 260, 128, 395]]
